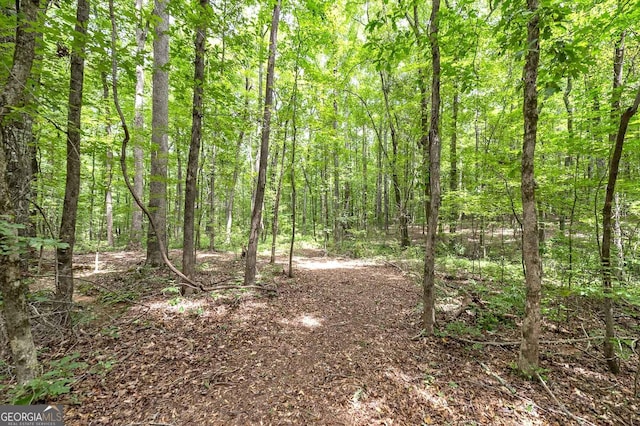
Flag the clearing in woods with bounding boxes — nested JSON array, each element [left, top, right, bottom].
[[18, 250, 640, 424]]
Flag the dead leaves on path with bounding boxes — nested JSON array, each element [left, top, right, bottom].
[[21, 250, 639, 425]]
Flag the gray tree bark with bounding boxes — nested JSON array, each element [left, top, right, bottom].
[[56, 0, 89, 327], [518, 0, 543, 377], [0, 0, 42, 384], [146, 0, 169, 266], [422, 0, 441, 335], [129, 0, 147, 250], [601, 50, 640, 375], [245, 0, 280, 285], [182, 0, 208, 295]]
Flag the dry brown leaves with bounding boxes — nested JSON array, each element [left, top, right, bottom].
[[14, 250, 639, 425]]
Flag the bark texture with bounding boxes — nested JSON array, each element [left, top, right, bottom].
[[601, 32, 626, 375], [601, 84, 640, 375], [518, 0, 542, 377], [245, 0, 280, 285], [56, 0, 89, 326], [146, 0, 169, 266], [0, 0, 41, 383], [422, 0, 441, 335], [182, 0, 208, 294], [129, 0, 148, 249]]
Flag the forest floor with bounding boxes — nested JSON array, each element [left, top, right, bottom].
[[6, 248, 640, 425]]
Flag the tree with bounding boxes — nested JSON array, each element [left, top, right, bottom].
[[518, 0, 543, 377], [600, 39, 640, 374], [129, 0, 148, 250], [146, 0, 169, 266], [422, 0, 441, 335], [0, 0, 42, 384], [182, 0, 209, 294], [56, 0, 89, 326], [245, 0, 280, 286]]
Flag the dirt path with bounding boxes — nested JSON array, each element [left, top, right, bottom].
[[53, 251, 638, 425]]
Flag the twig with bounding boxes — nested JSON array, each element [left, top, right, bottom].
[[480, 362, 516, 394], [450, 335, 619, 347], [536, 372, 596, 426]]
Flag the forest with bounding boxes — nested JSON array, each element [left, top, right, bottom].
[[1, 0, 640, 424]]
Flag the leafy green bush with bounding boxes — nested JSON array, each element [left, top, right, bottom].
[[5, 354, 87, 405]]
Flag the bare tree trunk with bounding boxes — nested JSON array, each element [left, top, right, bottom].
[[332, 86, 341, 245], [449, 89, 459, 233], [410, 3, 430, 238], [422, 0, 441, 334], [129, 0, 147, 250], [174, 139, 182, 241], [518, 0, 543, 377], [182, 0, 208, 294], [208, 145, 216, 250], [613, 193, 625, 283], [601, 75, 640, 376], [288, 37, 301, 278], [270, 132, 287, 264], [225, 77, 250, 245], [101, 72, 114, 247], [146, 0, 169, 266], [361, 125, 368, 230], [379, 71, 409, 247], [245, 0, 280, 285], [56, 0, 89, 327], [600, 32, 626, 374], [0, 0, 41, 384]]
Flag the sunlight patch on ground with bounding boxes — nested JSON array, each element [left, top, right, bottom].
[[196, 252, 227, 261], [295, 258, 378, 270], [279, 314, 324, 329], [438, 296, 469, 313], [569, 366, 610, 382], [241, 301, 268, 311], [146, 298, 208, 314], [384, 366, 453, 417]]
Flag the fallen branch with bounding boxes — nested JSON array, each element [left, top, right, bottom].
[[449, 335, 623, 347], [536, 372, 596, 426], [480, 362, 516, 394]]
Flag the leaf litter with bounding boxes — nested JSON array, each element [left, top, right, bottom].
[[6, 249, 640, 425]]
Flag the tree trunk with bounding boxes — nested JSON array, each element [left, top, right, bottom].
[[422, 0, 441, 334], [361, 124, 368, 230], [332, 87, 341, 245], [245, 0, 280, 285], [146, 0, 169, 266], [102, 72, 114, 247], [600, 32, 625, 374], [175, 138, 183, 241], [379, 71, 409, 248], [56, 0, 89, 327], [129, 0, 147, 250], [182, 0, 208, 294], [270, 132, 287, 264], [0, 0, 42, 384], [449, 89, 459, 233], [518, 0, 543, 377], [613, 193, 625, 284], [411, 3, 430, 238], [288, 39, 301, 278], [208, 145, 216, 250], [225, 77, 250, 245], [601, 81, 640, 375]]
